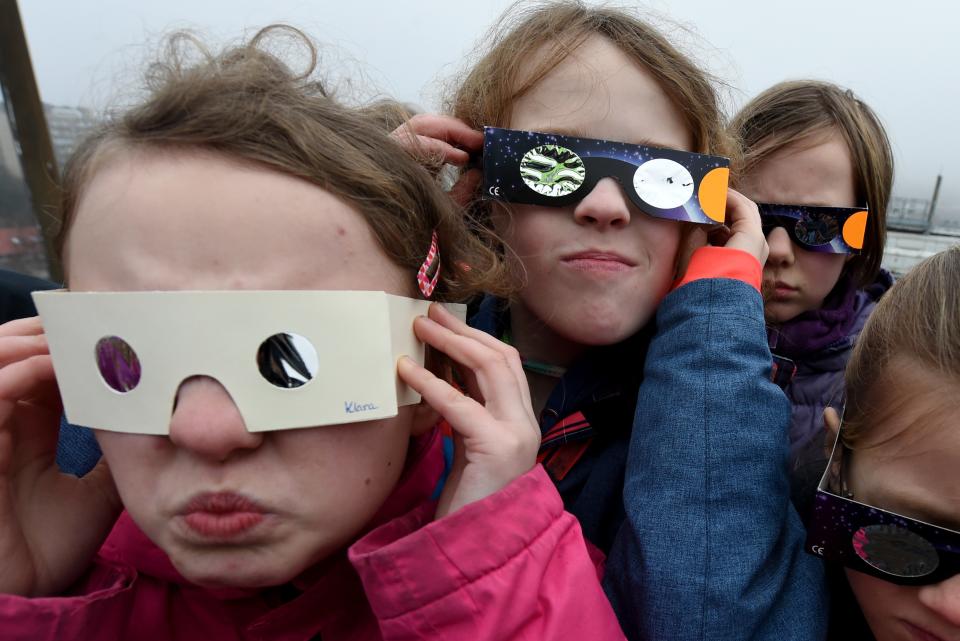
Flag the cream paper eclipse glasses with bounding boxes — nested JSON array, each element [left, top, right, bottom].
[[33, 290, 464, 435]]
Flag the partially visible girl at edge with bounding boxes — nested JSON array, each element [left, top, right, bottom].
[[0, 27, 629, 640], [393, 2, 826, 639], [811, 246, 960, 640], [731, 80, 895, 522]]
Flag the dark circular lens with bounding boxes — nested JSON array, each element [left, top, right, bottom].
[[520, 144, 585, 197], [257, 332, 318, 389], [795, 211, 840, 246], [852, 524, 939, 578], [95, 336, 142, 393]]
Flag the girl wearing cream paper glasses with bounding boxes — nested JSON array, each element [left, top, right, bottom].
[[0, 27, 627, 641]]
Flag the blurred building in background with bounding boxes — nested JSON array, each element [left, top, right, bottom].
[[44, 104, 97, 168], [883, 190, 960, 277], [0, 101, 97, 278]]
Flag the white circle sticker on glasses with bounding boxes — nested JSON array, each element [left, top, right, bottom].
[[520, 144, 586, 197], [633, 158, 694, 210]]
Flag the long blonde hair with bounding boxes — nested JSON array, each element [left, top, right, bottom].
[[57, 26, 511, 302]]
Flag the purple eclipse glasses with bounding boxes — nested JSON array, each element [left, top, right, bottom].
[[481, 127, 731, 225], [806, 420, 960, 586], [758, 203, 869, 255]]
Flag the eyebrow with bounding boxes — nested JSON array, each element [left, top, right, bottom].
[[527, 125, 675, 151]]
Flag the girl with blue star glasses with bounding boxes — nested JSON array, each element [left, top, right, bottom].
[[393, 3, 827, 639]]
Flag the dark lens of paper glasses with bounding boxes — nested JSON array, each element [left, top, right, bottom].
[[95, 336, 142, 393], [257, 332, 318, 389], [795, 211, 840, 246]]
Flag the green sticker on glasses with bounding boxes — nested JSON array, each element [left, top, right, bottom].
[[520, 144, 586, 197]]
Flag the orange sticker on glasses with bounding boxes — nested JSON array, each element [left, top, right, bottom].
[[842, 210, 869, 250], [698, 167, 729, 223]]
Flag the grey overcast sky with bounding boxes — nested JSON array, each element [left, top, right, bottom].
[[18, 0, 960, 219]]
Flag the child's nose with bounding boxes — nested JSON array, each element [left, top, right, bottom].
[[168, 376, 263, 461], [765, 226, 795, 266], [919, 574, 960, 627], [573, 178, 631, 228]]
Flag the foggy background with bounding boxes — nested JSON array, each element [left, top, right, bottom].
[[18, 0, 960, 220]]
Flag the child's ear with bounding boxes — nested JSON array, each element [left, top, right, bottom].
[[822, 406, 845, 493], [822, 406, 841, 454], [410, 399, 440, 437]]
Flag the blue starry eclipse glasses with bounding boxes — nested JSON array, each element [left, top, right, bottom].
[[806, 420, 960, 586], [758, 203, 869, 254], [481, 127, 730, 225]]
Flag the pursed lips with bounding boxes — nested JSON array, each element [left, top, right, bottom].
[[176, 491, 269, 539]]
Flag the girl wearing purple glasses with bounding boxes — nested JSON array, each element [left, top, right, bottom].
[[732, 80, 895, 523], [810, 246, 960, 641]]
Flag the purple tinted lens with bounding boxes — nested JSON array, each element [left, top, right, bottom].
[[95, 336, 142, 393]]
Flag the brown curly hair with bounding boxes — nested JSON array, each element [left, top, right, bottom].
[[56, 26, 511, 303]]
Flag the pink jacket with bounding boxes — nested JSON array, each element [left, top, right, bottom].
[[0, 428, 625, 640]]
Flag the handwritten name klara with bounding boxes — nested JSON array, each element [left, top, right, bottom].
[[345, 401, 378, 414]]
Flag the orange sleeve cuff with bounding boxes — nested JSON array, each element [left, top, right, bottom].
[[672, 246, 762, 292]]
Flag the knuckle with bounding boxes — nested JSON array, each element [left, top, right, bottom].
[[500, 344, 521, 364], [479, 349, 513, 375], [440, 385, 468, 408], [474, 348, 504, 371], [499, 428, 540, 460]]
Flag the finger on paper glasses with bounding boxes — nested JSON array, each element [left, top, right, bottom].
[[0, 333, 49, 366], [0, 317, 45, 338], [397, 356, 497, 440], [412, 316, 530, 421], [422, 307, 532, 405], [0, 354, 60, 410], [427, 306, 526, 381]]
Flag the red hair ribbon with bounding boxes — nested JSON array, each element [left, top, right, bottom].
[[416, 230, 440, 298]]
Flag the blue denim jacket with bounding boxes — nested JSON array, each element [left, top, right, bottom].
[[604, 278, 827, 640], [472, 277, 827, 640]]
